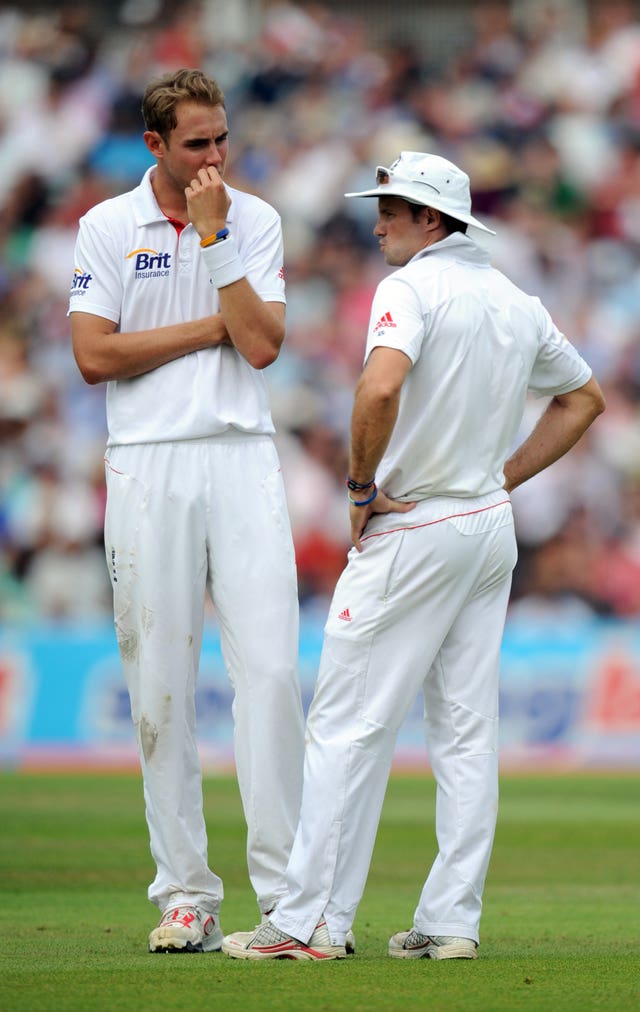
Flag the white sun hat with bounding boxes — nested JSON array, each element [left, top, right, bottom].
[[345, 150, 496, 234]]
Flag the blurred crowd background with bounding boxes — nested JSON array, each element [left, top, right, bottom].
[[2, 0, 640, 624]]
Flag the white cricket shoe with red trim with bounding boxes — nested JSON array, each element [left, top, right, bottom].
[[148, 904, 223, 953], [224, 911, 356, 955], [222, 919, 346, 960]]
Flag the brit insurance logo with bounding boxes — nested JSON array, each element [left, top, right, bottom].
[[70, 267, 92, 294], [126, 247, 172, 279]]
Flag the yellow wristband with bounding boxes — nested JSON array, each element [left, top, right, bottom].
[[200, 227, 230, 248]]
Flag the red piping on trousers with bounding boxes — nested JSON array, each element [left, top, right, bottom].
[[360, 498, 512, 544], [104, 456, 125, 475]]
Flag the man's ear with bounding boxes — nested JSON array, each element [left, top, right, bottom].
[[144, 130, 164, 157], [423, 206, 441, 230]]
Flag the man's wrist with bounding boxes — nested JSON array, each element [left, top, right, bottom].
[[200, 227, 230, 248], [346, 474, 376, 492], [347, 483, 378, 506], [200, 233, 245, 288]]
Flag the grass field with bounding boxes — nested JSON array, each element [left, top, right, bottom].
[[0, 771, 638, 1011]]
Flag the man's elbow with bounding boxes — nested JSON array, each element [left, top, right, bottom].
[[82, 369, 107, 386], [586, 383, 606, 424], [74, 349, 107, 385], [245, 329, 284, 370], [248, 346, 280, 370], [568, 377, 606, 427], [593, 389, 606, 419], [359, 376, 403, 408]]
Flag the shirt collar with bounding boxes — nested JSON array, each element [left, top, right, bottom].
[[409, 231, 491, 266]]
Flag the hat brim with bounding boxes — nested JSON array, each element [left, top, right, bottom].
[[344, 184, 496, 235]]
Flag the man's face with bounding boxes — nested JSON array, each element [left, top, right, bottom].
[[373, 195, 429, 266], [148, 100, 229, 195]]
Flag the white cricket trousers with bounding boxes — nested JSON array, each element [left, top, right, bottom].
[[104, 433, 304, 915], [272, 490, 517, 946]]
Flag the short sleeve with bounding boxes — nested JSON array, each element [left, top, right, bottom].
[[68, 214, 122, 323], [235, 199, 285, 305], [364, 275, 425, 364], [528, 298, 592, 397]]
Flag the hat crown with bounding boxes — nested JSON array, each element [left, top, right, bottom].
[[387, 151, 472, 214], [344, 149, 495, 234]]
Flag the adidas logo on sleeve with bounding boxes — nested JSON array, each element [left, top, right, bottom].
[[373, 311, 396, 333]]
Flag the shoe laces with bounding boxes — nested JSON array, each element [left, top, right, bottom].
[[160, 905, 200, 926], [252, 921, 292, 946], [405, 929, 430, 947]]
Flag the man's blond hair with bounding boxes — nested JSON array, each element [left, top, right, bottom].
[[142, 68, 226, 143]]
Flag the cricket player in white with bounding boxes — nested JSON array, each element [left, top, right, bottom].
[[222, 152, 605, 960], [68, 69, 305, 953]]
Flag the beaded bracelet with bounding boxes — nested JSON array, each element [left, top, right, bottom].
[[200, 227, 230, 248], [348, 484, 378, 506], [346, 475, 375, 492]]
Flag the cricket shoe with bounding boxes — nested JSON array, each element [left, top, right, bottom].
[[222, 919, 347, 960], [257, 908, 355, 954], [148, 904, 223, 953], [388, 929, 477, 960]]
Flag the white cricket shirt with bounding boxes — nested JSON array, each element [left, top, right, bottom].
[[365, 232, 592, 500], [68, 168, 285, 445]]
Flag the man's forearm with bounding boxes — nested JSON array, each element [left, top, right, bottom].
[[72, 313, 229, 385], [348, 367, 416, 551], [218, 283, 285, 370], [503, 378, 605, 493], [349, 382, 400, 484]]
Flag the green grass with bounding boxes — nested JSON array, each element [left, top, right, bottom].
[[0, 772, 638, 1010]]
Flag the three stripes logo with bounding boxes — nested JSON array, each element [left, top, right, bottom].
[[338, 608, 352, 622], [373, 311, 396, 333]]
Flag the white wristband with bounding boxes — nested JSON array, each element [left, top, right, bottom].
[[201, 234, 245, 288]]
